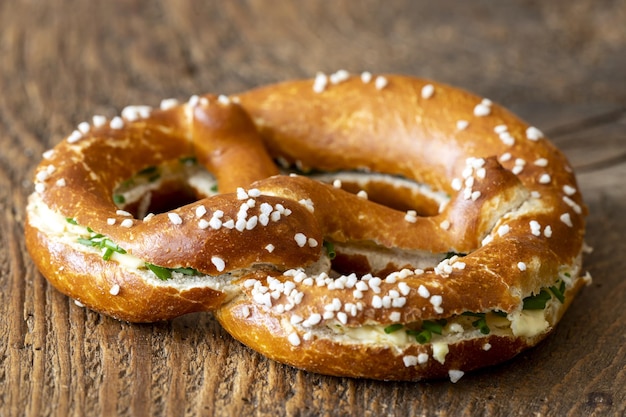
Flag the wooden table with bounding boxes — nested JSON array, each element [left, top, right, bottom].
[[1, 1, 624, 416]]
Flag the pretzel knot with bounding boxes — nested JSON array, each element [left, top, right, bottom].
[[26, 74, 589, 381]]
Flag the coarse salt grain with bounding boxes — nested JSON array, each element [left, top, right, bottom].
[[449, 370, 464, 383], [313, 72, 328, 93], [530, 220, 541, 236], [160, 98, 179, 110], [329, 69, 350, 84], [563, 185, 577, 196], [294, 233, 307, 247], [211, 256, 225, 272], [217, 95, 230, 105], [497, 224, 510, 236], [421, 84, 434, 99], [78, 121, 90, 134], [195, 205, 207, 218], [526, 126, 544, 141], [109, 284, 120, 296], [499, 152, 512, 162], [120, 219, 133, 228], [110, 116, 124, 129], [417, 285, 430, 298], [560, 213, 573, 227], [544, 225, 553, 238], [473, 102, 491, 117], [92, 115, 107, 128], [288, 332, 301, 346], [538, 173, 551, 184], [403, 356, 419, 367], [168, 212, 183, 225], [375, 76, 388, 90], [67, 130, 83, 143], [456, 120, 469, 131]]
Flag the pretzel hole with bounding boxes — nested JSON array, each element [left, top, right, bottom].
[[328, 241, 445, 278], [112, 158, 217, 218], [309, 172, 449, 216]]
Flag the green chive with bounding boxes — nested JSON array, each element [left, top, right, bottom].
[[384, 323, 404, 334], [409, 329, 432, 344], [146, 263, 172, 280], [77, 237, 95, 247], [66, 217, 78, 225], [471, 317, 490, 334], [105, 240, 126, 255], [210, 183, 219, 193], [421, 320, 444, 335], [549, 284, 565, 303], [523, 289, 552, 310], [172, 267, 200, 276], [113, 194, 126, 205], [323, 241, 336, 260], [77, 231, 127, 260], [102, 248, 114, 261]]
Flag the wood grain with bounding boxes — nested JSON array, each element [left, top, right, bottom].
[[1, 1, 625, 416]]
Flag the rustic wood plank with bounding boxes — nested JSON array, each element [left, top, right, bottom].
[[1, 0, 626, 416]]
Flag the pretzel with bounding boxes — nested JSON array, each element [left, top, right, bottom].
[[25, 73, 589, 382]]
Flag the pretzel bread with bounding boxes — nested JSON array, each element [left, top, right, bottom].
[[25, 72, 589, 381]]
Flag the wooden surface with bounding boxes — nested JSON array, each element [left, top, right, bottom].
[[1, 1, 625, 416]]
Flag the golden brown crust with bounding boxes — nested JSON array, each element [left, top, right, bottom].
[[25, 73, 588, 381]]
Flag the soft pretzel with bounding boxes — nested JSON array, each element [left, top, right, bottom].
[[26, 72, 589, 382]]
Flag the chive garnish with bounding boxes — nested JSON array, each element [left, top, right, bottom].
[[549, 281, 565, 303], [77, 230, 127, 260], [66, 217, 78, 225], [421, 320, 445, 335], [113, 194, 126, 205], [172, 267, 201, 276], [384, 323, 404, 334], [523, 289, 552, 310], [102, 248, 114, 261], [407, 329, 432, 344], [145, 263, 201, 280], [146, 263, 172, 280], [210, 183, 219, 193], [462, 312, 491, 334], [472, 317, 490, 334], [323, 241, 336, 260]]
